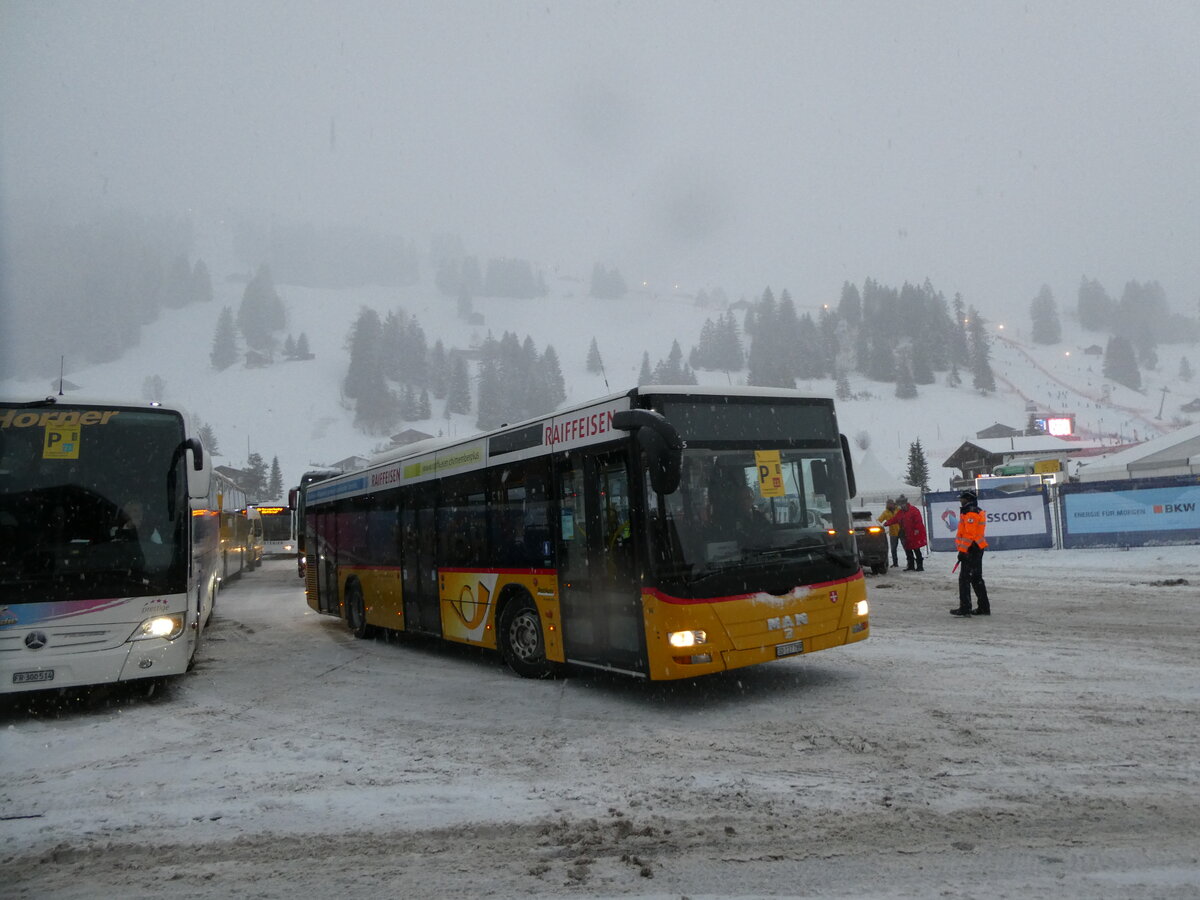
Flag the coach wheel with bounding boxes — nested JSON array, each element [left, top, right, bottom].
[[498, 596, 555, 679], [346, 582, 373, 639]]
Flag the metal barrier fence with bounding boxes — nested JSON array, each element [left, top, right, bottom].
[[924, 474, 1200, 550]]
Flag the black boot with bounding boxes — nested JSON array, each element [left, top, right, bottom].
[[950, 607, 972, 617], [973, 581, 991, 615]]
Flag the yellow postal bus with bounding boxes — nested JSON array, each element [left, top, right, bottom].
[[301, 386, 869, 680]]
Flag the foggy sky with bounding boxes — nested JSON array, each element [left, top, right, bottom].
[[3, 0, 1199, 317]]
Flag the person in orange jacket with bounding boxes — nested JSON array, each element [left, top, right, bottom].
[[951, 490, 991, 617], [878, 498, 901, 567]]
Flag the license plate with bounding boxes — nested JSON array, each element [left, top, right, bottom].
[[13, 669, 54, 685], [775, 640, 804, 658]]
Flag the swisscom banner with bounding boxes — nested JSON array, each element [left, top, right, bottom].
[[926, 488, 1053, 552], [1060, 477, 1200, 548]]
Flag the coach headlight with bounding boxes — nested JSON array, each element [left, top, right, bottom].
[[856, 600, 869, 617], [131, 613, 186, 641], [668, 629, 707, 648]]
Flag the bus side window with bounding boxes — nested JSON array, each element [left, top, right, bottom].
[[598, 458, 632, 579]]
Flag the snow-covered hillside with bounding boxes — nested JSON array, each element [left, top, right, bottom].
[[2, 225, 1195, 498]]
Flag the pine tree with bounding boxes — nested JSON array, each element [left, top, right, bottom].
[[1077, 277, 1114, 331], [417, 388, 432, 419], [911, 342, 935, 385], [344, 308, 398, 433], [950, 293, 971, 367], [237, 263, 286, 349], [1103, 335, 1141, 390], [638, 352, 653, 386], [837, 281, 862, 328], [1181, 357, 1193, 382], [283, 334, 297, 359], [717, 311, 744, 370], [295, 332, 312, 359], [947, 363, 962, 388], [244, 452, 268, 500], [542, 345, 567, 410], [267, 456, 283, 501], [400, 385, 419, 420], [894, 358, 918, 399], [475, 356, 503, 430], [968, 306, 996, 392], [198, 423, 220, 455], [579, 338, 599, 377], [1030, 284, 1062, 344], [210, 306, 239, 371], [905, 439, 930, 493], [344, 308, 384, 401], [835, 370, 852, 401], [746, 287, 795, 388], [429, 340, 449, 398], [446, 354, 472, 414]]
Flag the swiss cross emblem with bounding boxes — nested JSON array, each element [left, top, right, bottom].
[[829, 590, 839, 603]]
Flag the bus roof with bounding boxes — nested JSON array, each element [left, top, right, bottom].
[[310, 385, 836, 507]]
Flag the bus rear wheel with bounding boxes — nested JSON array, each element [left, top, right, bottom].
[[346, 583, 373, 639], [498, 596, 555, 679]]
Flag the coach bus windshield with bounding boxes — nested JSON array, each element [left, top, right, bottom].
[[642, 397, 856, 597], [0, 407, 189, 604]]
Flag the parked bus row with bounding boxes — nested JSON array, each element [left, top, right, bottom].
[[3, 386, 872, 695]]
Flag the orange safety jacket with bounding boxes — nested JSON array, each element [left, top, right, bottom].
[[955, 508, 988, 552]]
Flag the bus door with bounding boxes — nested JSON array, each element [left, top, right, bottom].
[[400, 487, 441, 637], [313, 508, 339, 615], [556, 449, 646, 675]]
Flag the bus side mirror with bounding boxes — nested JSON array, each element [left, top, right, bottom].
[[840, 433, 857, 499], [185, 437, 212, 500], [288, 487, 298, 510], [613, 409, 682, 495]]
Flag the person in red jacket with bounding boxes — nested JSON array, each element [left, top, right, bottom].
[[894, 495, 927, 571], [952, 490, 991, 617]]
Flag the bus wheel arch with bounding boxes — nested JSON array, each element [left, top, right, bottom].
[[496, 588, 557, 679], [345, 578, 374, 639]]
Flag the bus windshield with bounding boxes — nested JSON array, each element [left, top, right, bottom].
[[0, 407, 189, 604], [644, 446, 857, 596]]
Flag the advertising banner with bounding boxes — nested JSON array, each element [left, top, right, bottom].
[[1059, 476, 1200, 548], [926, 487, 1053, 551]]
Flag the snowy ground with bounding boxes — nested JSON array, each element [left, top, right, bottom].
[[4, 546, 1200, 899]]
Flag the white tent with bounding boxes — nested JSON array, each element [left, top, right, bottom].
[[851, 447, 918, 507], [1076, 421, 1200, 482]]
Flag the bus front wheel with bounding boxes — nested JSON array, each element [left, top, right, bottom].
[[498, 596, 556, 679]]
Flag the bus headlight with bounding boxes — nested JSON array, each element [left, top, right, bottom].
[[856, 600, 869, 617], [132, 614, 185, 641], [668, 629, 707, 648]]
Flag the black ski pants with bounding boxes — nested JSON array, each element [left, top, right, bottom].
[[958, 546, 990, 613]]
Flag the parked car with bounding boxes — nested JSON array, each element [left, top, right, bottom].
[[852, 510, 889, 574]]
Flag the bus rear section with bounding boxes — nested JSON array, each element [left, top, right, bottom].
[[301, 387, 869, 680], [253, 504, 296, 557], [0, 399, 215, 694]]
